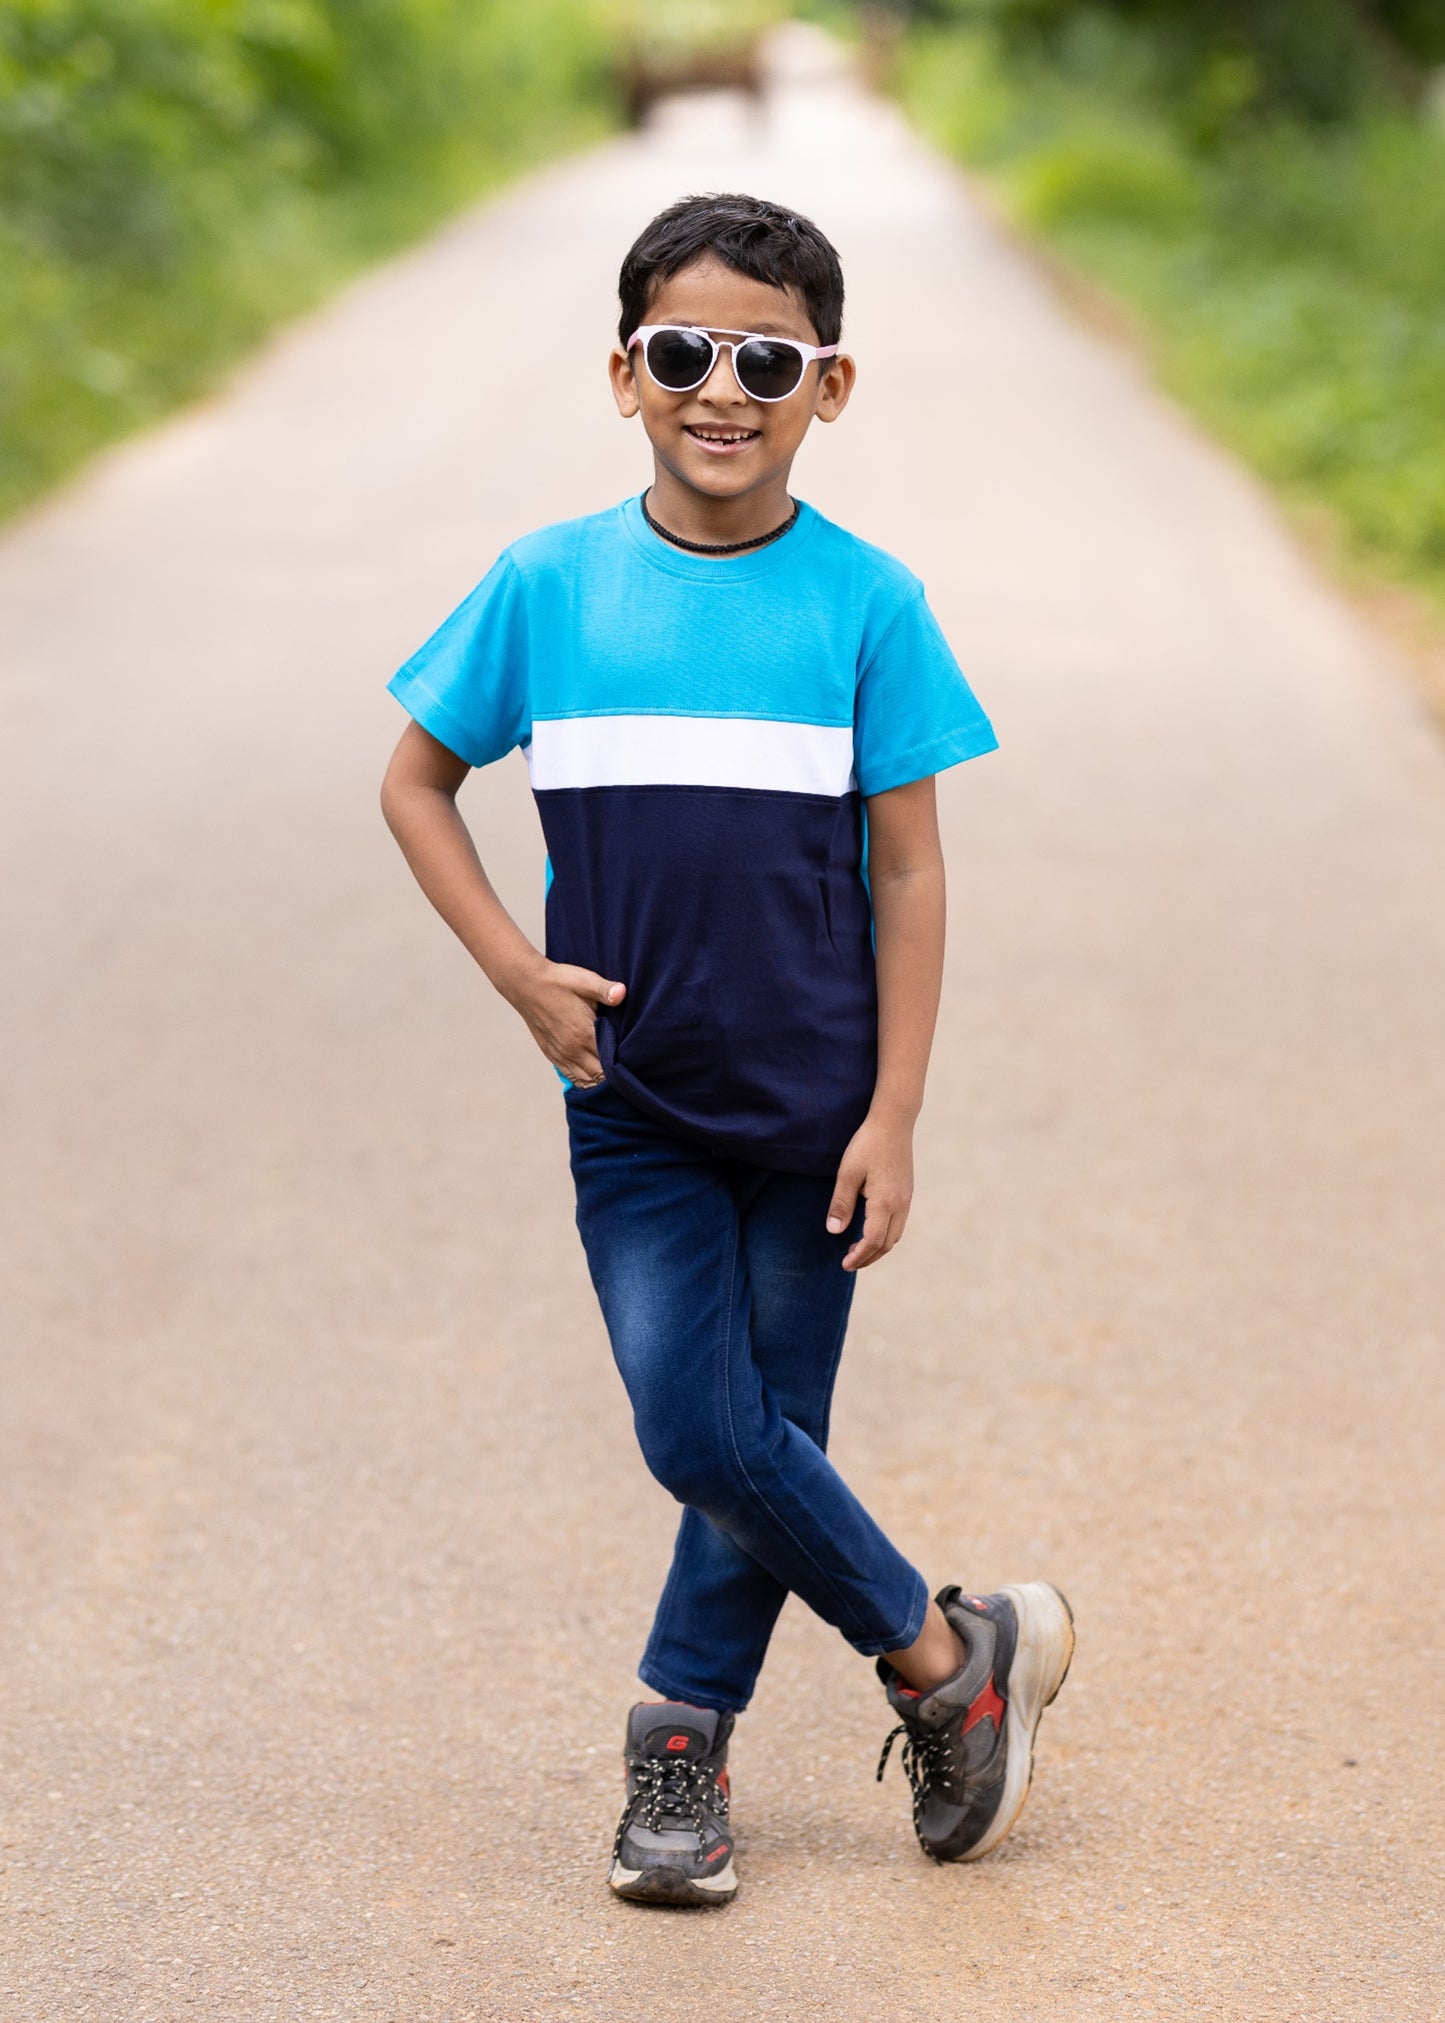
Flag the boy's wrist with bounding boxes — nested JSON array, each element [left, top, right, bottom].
[[865, 1090, 922, 1132], [491, 944, 549, 1010]]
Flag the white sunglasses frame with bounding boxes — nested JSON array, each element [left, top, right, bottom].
[[627, 324, 840, 403]]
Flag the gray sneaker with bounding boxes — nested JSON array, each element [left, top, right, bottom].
[[608, 1700, 737, 1906], [877, 1582, 1074, 1861]]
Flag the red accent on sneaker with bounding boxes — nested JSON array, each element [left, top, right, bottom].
[[716, 1767, 731, 1799], [666, 1734, 690, 1752], [896, 1685, 922, 1700], [963, 1677, 1005, 1735]]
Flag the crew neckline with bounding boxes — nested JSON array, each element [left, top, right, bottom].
[[619, 492, 819, 581]]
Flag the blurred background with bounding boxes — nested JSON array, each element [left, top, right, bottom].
[[4, 0, 1444, 629]]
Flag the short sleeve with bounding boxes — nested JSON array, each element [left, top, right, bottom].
[[387, 553, 531, 769], [853, 585, 996, 797]]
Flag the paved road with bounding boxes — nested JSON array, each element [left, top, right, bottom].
[[3, 28, 1443, 2022]]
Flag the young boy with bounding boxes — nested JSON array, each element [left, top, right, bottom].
[[381, 193, 1073, 1906]]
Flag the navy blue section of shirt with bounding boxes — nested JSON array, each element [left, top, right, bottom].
[[537, 783, 877, 1174]]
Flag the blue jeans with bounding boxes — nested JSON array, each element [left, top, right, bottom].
[[566, 1083, 929, 1713]]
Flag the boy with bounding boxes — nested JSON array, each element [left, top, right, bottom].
[[381, 193, 1073, 1906]]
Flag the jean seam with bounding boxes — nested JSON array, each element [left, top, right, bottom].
[[640, 1533, 693, 1690], [847, 1573, 930, 1657], [813, 1271, 854, 1454], [717, 1216, 882, 1650]]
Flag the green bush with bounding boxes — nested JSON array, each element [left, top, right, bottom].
[[0, 0, 621, 519], [898, 9, 1445, 607], [1010, 123, 1201, 229], [902, 0, 1445, 124]]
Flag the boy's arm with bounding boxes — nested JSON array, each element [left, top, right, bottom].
[[826, 774, 946, 1271], [380, 720, 624, 1085]]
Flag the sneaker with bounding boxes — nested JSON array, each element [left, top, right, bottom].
[[608, 1700, 737, 1906], [876, 1581, 1074, 1862]]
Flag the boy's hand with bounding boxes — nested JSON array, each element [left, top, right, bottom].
[[510, 958, 625, 1086], [826, 1112, 915, 1271]]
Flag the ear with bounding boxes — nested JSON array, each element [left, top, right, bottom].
[[609, 345, 641, 419], [813, 351, 856, 425]]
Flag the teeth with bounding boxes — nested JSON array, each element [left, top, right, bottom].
[[689, 428, 754, 442]]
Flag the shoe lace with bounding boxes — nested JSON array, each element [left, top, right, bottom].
[[876, 1721, 961, 1834], [613, 1756, 728, 1862]]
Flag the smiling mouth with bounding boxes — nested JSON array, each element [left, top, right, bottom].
[[683, 425, 761, 452]]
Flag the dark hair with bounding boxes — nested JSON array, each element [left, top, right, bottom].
[[617, 193, 844, 348]]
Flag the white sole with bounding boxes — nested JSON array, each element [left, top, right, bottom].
[[961, 1581, 1075, 1861], [608, 1856, 738, 1905]]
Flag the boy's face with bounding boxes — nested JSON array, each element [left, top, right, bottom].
[[609, 255, 854, 502]]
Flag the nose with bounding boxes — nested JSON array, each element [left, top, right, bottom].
[[697, 344, 747, 406]]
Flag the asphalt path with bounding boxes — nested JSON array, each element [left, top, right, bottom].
[[3, 28, 1443, 2022]]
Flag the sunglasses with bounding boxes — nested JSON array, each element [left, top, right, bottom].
[[627, 324, 839, 404]]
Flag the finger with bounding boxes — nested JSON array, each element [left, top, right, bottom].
[[849, 1199, 910, 1269], [842, 1194, 893, 1272], [564, 967, 626, 1008], [826, 1161, 865, 1236], [541, 1024, 603, 1083]]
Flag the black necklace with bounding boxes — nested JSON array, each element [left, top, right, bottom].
[[641, 491, 799, 555]]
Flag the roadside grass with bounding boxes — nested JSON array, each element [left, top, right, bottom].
[[898, 24, 1445, 618], [0, 0, 622, 523]]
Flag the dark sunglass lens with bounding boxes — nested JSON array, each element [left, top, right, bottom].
[[646, 328, 714, 389], [736, 340, 805, 401]]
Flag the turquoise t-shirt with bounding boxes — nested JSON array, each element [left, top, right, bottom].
[[390, 495, 996, 1172]]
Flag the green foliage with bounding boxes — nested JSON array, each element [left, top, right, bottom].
[[898, 9, 1445, 607], [631, 0, 791, 61], [0, 0, 622, 518], [900, 0, 1445, 123], [1010, 124, 1201, 229]]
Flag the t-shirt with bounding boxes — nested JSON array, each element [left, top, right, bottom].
[[389, 494, 996, 1174]]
